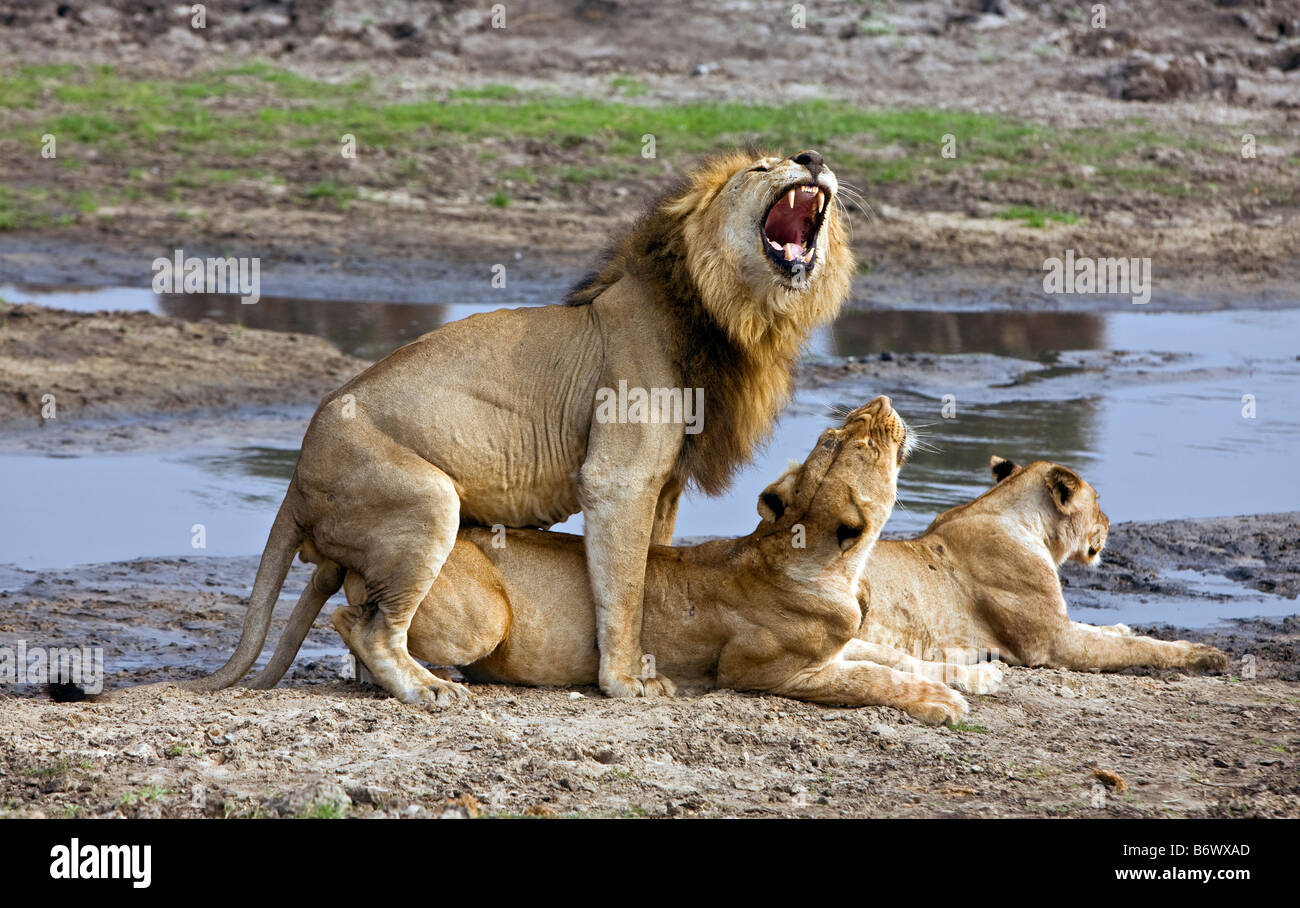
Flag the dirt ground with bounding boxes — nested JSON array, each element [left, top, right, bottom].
[[0, 302, 367, 430], [1, 507, 1297, 820], [0, 670, 1296, 819]]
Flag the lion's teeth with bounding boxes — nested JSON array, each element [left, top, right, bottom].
[[769, 240, 781, 251], [787, 189, 795, 209], [803, 248, 815, 262], [784, 243, 800, 261], [817, 191, 825, 213]]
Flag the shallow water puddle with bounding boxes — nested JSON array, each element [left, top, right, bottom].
[[1070, 570, 1299, 629], [2, 284, 1297, 627]]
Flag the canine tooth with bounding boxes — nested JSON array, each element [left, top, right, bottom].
[[787, 189, 795, 209], [817, 191, 825, 213], [803, 248, 815, 262], [784, 243, 797, 261]]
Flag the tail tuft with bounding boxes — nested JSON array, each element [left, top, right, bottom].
[[48, 682, 88, 702]]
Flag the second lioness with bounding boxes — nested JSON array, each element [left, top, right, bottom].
[[258, 398, 977, 723], [853, 456, 1229, 673]]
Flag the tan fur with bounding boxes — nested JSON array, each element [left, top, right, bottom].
[[857, 456, 1230, 673], [185, 150, 854, 707], [262, 399, 972, 724]]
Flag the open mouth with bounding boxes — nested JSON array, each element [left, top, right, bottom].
[[761, 181, 828, 276]]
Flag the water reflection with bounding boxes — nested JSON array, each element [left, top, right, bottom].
[[3, 282, 1298, 592], [157, 294, 455, 361], [831, 309, 1106, 359]]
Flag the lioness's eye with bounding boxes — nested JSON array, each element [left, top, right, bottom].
[[748, 162, 772, 173]]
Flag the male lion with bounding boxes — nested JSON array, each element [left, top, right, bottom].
[[183, 150, 853, 705], [249, 398, 974, 723], [853, 455, 1229, 673]]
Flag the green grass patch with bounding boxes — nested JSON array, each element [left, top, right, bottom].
[[2, 61, 1279, 224], [118, 785, 168, 807], [945, 720, 991, 734], [297, 800, 348, 819], [995, 205, 1079, 228], [303, 179, 357, 208], [611, 75, 649, 97]]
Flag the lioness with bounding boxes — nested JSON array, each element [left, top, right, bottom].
[[184, 150, 853, 705], [252, 398, 975, 723], [853, 455, 1229, 673]]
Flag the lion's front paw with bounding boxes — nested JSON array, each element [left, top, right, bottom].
[[957, 661, 1005, 696], [600, 671, 677, 698], [405, 677, 471, 710], [903, 681, 969, 725], [1188, 644, 1229, 673]]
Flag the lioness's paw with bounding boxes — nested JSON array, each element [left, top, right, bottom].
[[1188, 644, 1229, 673], [406, 678, 471, 710], [957, 662, 1004, 696], [600, 672, 677, 698], [903, 682, 968, 725]]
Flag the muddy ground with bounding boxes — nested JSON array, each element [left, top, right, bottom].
[[0, 302, 367, 430], [1, 572, 1299, 821], [0, 501, 1297, 819], [2, 0, 1299, 302]]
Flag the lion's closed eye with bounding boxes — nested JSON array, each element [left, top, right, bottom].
[[837, 523, 864, 551]]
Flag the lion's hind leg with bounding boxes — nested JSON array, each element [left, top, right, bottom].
[[316, 453, 466, 709], [844, 640, 1004, 695]]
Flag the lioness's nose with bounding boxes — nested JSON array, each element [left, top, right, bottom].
[[792, 150, 824, 179]]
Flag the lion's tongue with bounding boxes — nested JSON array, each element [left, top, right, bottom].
[[765, 196, 813, 259]]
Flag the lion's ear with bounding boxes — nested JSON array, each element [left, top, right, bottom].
[[758, 460, 801, 522], [1045, 466, 1081, 512], [990, 455, 1019, 484]]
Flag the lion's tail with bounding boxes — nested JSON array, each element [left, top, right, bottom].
[[176, 500, 302, 691], [244, 561, 344, 690]]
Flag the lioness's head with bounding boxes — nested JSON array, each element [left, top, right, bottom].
[[989, 455, 1110, 566], [756, 396, 911, 587]]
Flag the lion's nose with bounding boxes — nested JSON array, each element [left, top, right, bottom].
[[792, 150, 824, 180]]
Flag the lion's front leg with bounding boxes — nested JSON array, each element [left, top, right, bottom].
[[650, 478, 683, 547], [843, 639, 1004, 695], [1047, 622, 1228, 673], [579, 447, 678, 698], [774, 657, 969, 724]]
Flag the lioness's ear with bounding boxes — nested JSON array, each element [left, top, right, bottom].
[[990, 455, 1018, 484], [758, 460, 800, 522], [1046, 466, 1081, 511]]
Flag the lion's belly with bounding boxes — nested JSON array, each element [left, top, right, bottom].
[[327, 303, 602, 528], [453, 457, 583, 529]]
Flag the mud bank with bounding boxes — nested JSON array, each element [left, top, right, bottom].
[[0, 303, 367, 430]]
